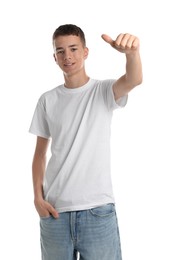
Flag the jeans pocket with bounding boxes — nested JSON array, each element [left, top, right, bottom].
[[90, 203, 115, 217], [40, 215, 52, 220]]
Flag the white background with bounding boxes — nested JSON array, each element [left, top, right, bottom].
[[0, 0, 171, 259]]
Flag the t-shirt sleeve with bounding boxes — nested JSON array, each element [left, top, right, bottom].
[[29, 96, 51, 139], [102, 79, 128, 111]]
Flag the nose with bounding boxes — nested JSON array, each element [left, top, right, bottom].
[[64, 50, 71, 60]]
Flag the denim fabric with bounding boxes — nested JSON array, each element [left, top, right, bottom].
[[40, 204, 122, 260]]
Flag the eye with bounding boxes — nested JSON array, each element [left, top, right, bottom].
[[57, 50, 64, 54], [71, 48, 77, 52]]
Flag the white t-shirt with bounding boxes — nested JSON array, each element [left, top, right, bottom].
[[29, 78, 127, 213]]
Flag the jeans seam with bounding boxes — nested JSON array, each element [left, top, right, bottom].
[[89, 209, 114, 217]]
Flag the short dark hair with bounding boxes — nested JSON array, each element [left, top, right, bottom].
[[52, 24, 86, 47]]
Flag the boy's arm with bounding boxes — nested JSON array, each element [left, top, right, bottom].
[[32, 136, 59, 218], [101, 33, 143, 101]]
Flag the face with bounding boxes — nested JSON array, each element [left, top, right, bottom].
[[53, 35, 89, 76]]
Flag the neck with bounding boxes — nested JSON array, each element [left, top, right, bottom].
[[64, 71, 89, 89]]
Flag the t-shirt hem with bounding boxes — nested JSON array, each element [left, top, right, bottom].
[[29, 129, 50, 139], [55, 199, 115, 213], [115, 94, 128, 108], [111, 89, 128, 109]]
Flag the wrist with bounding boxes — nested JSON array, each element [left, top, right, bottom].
[[126, 50, 140, 59], [34, 190, 44, 201]]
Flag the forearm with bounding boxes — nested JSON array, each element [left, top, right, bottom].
[[113, 51, 143, 100], [125, 51, 143, 87], [32, 153, 59, 218], [32, 154, 46, 200], [31, 137, 58, 217]]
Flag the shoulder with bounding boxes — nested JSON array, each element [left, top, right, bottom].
[[91, 79, 116, 87], [38, 84, 63, 104], [92, 79, 116, 94], [92, 78, 116, 87], [101, 79, 116, 87]]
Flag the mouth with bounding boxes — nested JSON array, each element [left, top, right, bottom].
[[64, 62, 75, 67]]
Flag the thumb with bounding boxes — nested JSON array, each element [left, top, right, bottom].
[[101, 34, 115, 46]]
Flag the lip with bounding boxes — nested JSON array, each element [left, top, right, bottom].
[[64, 62, 75, 67]]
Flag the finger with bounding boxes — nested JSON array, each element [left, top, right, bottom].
[[46, 203, 59, 218], [39, 211, 50, 218], [116, 33, 133, 49], [126, 35, 136, 49], [132, 37, 139, 49], [115, 33, 125, 47]]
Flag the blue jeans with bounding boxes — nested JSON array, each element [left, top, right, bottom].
[[40, 203, 122, 260]]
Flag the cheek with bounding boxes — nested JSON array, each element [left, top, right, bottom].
[[54, 56, 60, 65], [76, 52, 87, 62]]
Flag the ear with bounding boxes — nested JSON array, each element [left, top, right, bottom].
[[84, 47, 89, 60], [53, 53, 58, 64]]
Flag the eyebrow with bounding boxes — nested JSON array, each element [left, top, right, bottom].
[[55, 44, 79, 51]]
